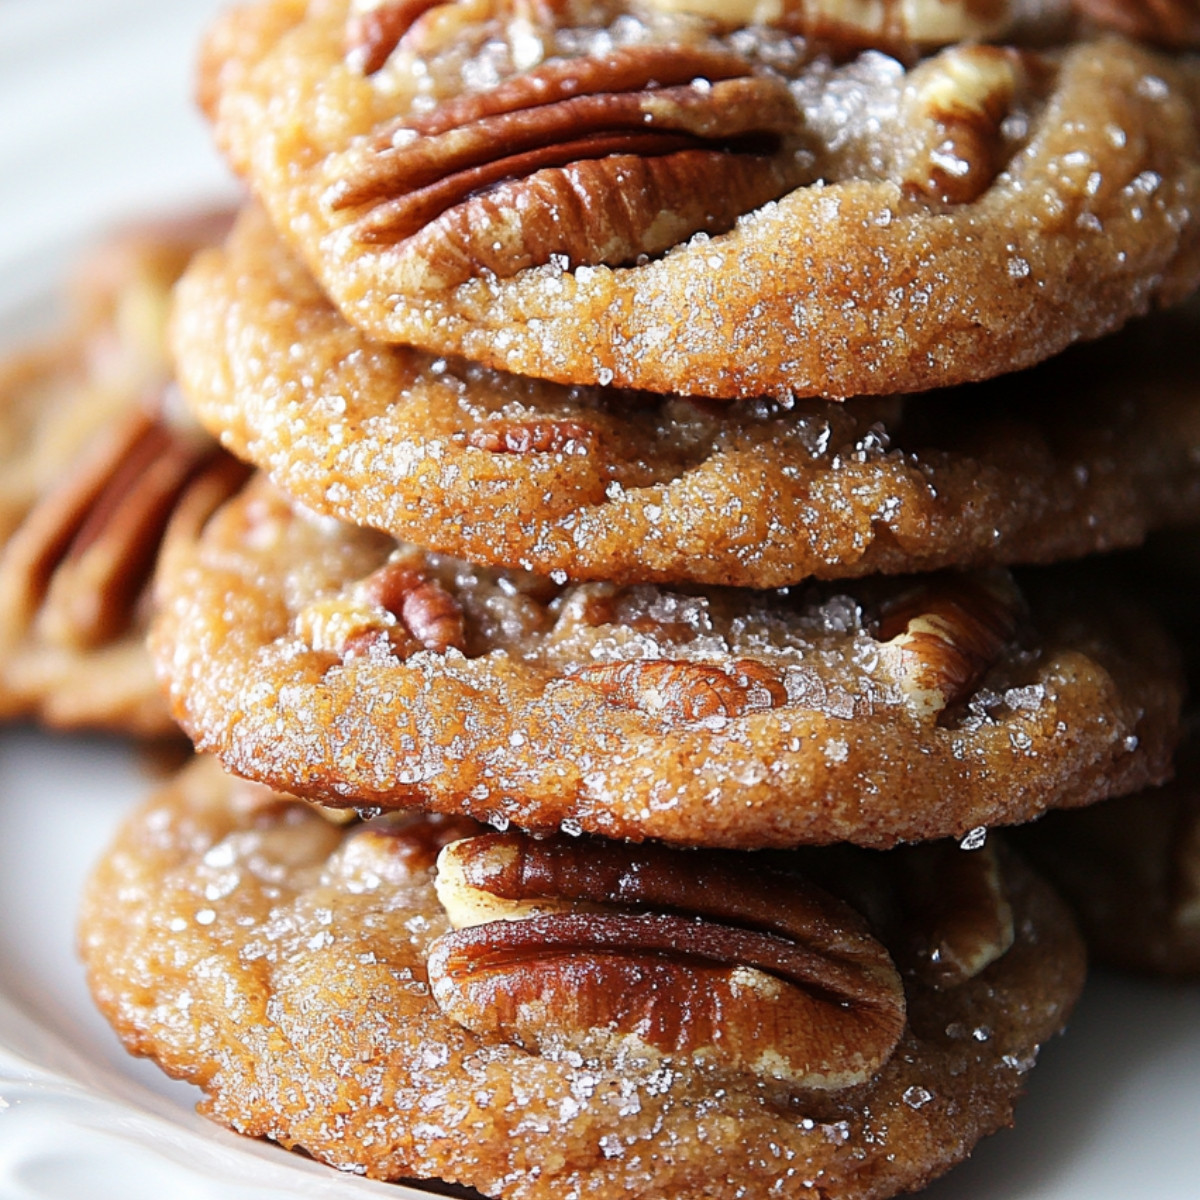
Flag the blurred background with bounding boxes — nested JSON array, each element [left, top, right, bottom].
[[0, 3, 1197, 1199]]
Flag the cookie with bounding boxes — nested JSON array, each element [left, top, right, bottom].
[[175, 206, 1200, 589], [80, 754, 1086, 1200], [0, 213, 248, 735], [150, 475, 1181, 848], [201, 0, 1200, 398], [1017, 719, 1200, 978]]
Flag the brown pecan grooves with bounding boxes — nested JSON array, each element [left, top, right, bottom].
[[877, 574, 1021, 718], [346, 0, 568, 73], [345, 0, 444, 74], [1074, 0, 1200, 47], [568, 657, 788, 723], [326, 45, 806, 282], [0, 404, 245, 651], [359, 558, 467, 654], [428, 833, 906, 1088], [890, 841, 1015, 989], [343, 556, 468, 662]]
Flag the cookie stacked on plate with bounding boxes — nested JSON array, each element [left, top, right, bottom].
[[75, 1, 1200, 1197], [0, 212, 245, 734]]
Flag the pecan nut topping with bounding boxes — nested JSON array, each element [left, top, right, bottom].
[[345, 0, 445, 74], [901, 45, 1032, 206], [877, 574, 1021, 719], [890, 840, 1016, 989], [427, 833, 906, 1089], [0, 401, 245, 652], [567, 657, 788, 723], [298, 551, 468, 660], [360, 555, 468, 653], [326, 45, 810, 288]]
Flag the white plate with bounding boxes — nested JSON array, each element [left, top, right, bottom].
[[0, 3, 1197, 1196]]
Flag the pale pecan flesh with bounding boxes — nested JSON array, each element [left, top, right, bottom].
[[327, 46, 807, 283], [0, 404, 239, 651], [877, 574, 1021, 719], [568, 657, 788, 723], [891, 841, 1015, 989], [901, 46, 1032, 206], [428, 833, 906, 1089]]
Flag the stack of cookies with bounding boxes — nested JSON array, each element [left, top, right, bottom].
[[71, 1, 1200, 1196]]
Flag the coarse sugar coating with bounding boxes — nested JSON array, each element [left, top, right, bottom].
[[1016, 717, 1200, 978], [150, 475, 1182, 848], [0, 211, 243, 735], [79, 754, 1087, 1200], [176, 205, 1200, 588], [200, 0, 1200, 398]]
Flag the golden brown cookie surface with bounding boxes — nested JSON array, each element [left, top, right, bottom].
[[176, 206, 1200, 587], [150, 475, 1181, 848], [80, 755, 1086, 1200], [203, 0, 1200, 397], [0, 213, 246, 735]]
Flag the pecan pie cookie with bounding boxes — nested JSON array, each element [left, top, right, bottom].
[[80, 755, 1086, 1200], [200, 0, 1200, 398], [0, 213, 247, 735], [175, 206, 1200, 588], [1016, 719, 1200, 978], [150, 475, 1181, 848]]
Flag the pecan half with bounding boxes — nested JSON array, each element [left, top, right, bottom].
[[568, 657, 788, 723], [891, 841, 1015, 989], [327, 46, 808, 287], [642, 0, 1073, 56], [428, 833, 906, 1089], [0, 404, 241, 651], [298, 554, 467, 660], [877, 574, 1021, 719], [362, 557, 467, 653], [901, 45, 1030, 206], [346, 0, 565, 72]]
